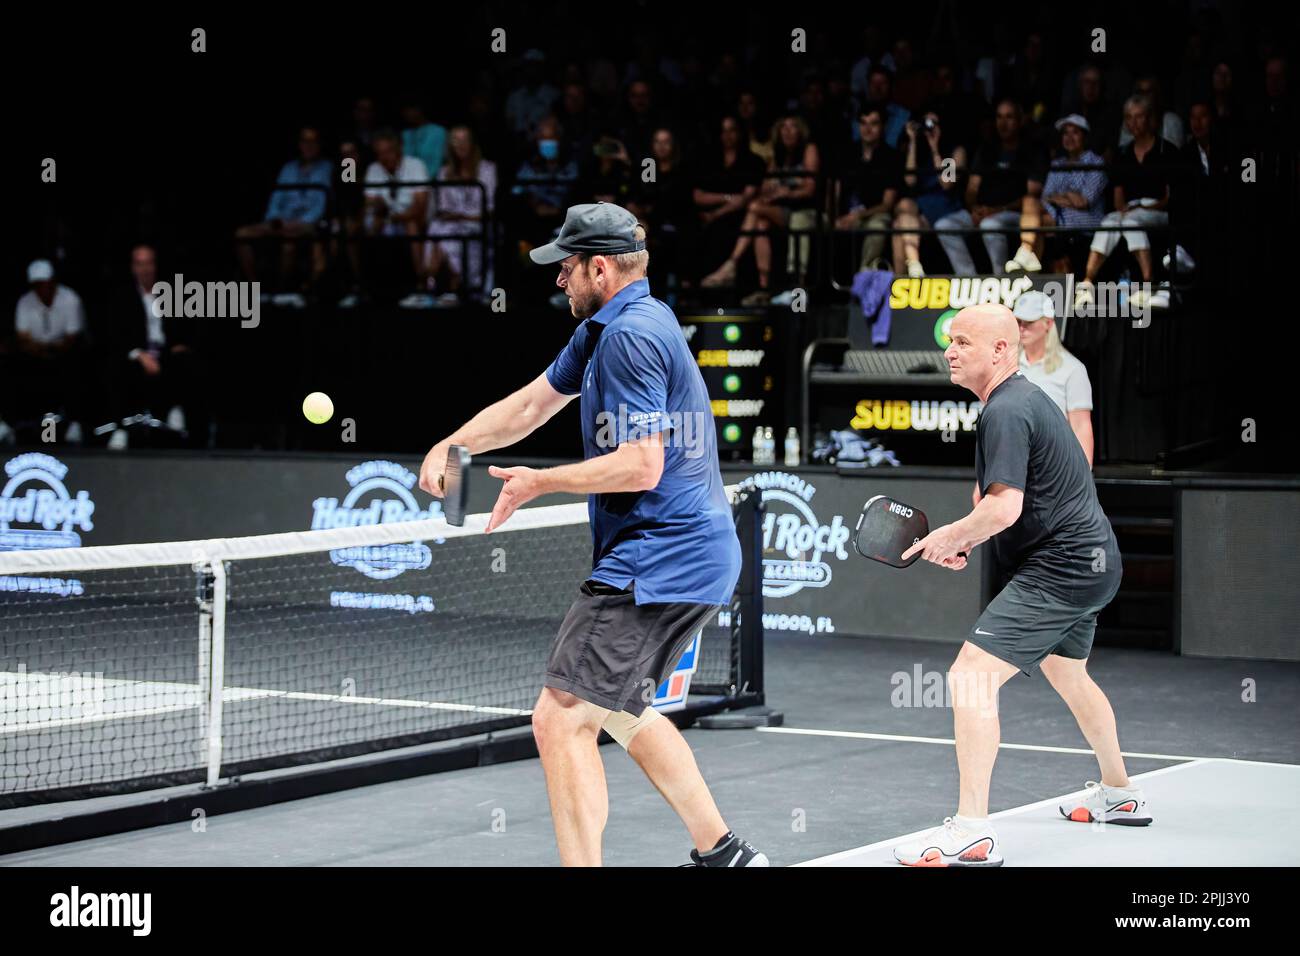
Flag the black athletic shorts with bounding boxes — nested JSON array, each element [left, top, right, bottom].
[[544, 580, 720, 717], [968, 573, 1120, 676]]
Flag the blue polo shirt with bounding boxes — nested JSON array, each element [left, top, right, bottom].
[[545, 278, 740, 606]]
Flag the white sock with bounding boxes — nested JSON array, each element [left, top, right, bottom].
[[955, 814, 989, 831]]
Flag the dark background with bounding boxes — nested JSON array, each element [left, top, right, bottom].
[[5, 2, 1297, 467]]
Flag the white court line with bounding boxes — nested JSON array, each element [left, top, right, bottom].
[[793, 760, 1210, 867], [756, 725, 1300, 768], [1, 671, 530, 733]]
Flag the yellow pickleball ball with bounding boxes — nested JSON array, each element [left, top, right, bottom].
[[302, 391, 334, 424]]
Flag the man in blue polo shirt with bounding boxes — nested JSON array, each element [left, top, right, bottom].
[[419, 203, 765, 868]]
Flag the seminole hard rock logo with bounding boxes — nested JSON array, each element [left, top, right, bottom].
[[739, 471, 851, 599], [852, 400, 983, 432], [311, 460, 439, 581]]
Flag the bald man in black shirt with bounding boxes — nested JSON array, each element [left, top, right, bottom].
[[892, 303, 1151, 868]]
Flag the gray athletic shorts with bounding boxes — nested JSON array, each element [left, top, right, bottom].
[[544, 580, 719, 716], [968, 574, 1119, 676]]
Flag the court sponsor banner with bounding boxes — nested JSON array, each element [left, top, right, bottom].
[[0, 452, 97, 599], [885, 274, 1067, 350], [723, 466, 984, 642], [309, 459, 444, 614]]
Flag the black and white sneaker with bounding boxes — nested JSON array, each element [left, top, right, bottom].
[[680, 831, 769, 867]]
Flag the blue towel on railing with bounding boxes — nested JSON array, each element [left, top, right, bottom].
[[850, 269, 893, 347]]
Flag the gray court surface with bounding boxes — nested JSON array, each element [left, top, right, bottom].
[[4, 633, 1297, 867]]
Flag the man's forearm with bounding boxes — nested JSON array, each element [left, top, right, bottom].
[[950, 494, 1019, 551], [447, 390, 546, 454], [536, 448, 657, 495]]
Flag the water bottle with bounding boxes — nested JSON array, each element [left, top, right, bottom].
[[784, 427, 800, 467], [752, 425, 765, 465], [763, 426, 775, 466]]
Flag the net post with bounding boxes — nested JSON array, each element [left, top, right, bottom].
[[735, 489, 765, 701], [204, 559, 228, 789], [195, 559, 215, 763]]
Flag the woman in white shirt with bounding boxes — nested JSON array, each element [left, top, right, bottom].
[[424, 126, 497, 305], [1012, 290, 1095, 466]]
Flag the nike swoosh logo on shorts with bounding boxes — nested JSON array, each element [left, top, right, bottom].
[[974, 628, 995, 636]]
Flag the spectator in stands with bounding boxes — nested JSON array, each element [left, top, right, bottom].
[[1013, 290, 1094, 466], [799, 74, 842, 170], [580, 134, 632, 206], [1066, 65, 1120, 158], [737, 91, 773, 164], [922, 60, 984, 154], [935, 99, 1045, 274], [835, 106, 902, 271], [334, 139, 366, 309], [1119, 76, 1185, 149], [628, 127, 693, 287], [557, 82, 597, 160], [3, 259, 86, 444], [505, 49, 559, 139], [1006, 114, 1107, 273], [105, 245, 195, 449], [1002, 31, 1057, 128], [889, 38, 932, 113], [1208, 61, 1240, 140], [1076, 95, 1178, 311], [892, 111, 967, 277], [862, 67, 910, 148], [849, 25, 895, 108], [234, 125, 330, 308], [422, 126, 497, 306], [363, 130, 431, 307], [347, 97, 379, 156], [619, 79, 660, 164], [1254, 55, 1295, 151], [700, 116, 820, 307], [399, 97, 447, 183], [512, 114, 580, 249], [1171, 101, 1228, 275], [690, 115, 765, 283]]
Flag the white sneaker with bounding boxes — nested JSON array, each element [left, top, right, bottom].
[[1059, 781, 1153, 826], [107, 428, 129, 451], [398, 292, 436, 309], [769, 289, 796, 306], [337, 293, 360, 309], [893, 817, 1003, 867], [0, 419, 14, 446], [167, 406, 187, 432], [64, 420, 83, 444], [1005, 245, 1042, 273], [432, 292, 461, 308], [1162, 245, 1197, 274], [906, 259, 925, 278]]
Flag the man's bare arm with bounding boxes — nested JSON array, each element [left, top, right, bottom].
[[485, 435, 664, 532], [951, 482, 1023, 551], [1068, 409, 1094, 467], [418, 372, 575, 495]]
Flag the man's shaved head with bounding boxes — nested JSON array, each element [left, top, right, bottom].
[[944, 303, 1022, 399]]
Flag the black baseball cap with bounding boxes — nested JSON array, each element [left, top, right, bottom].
[[529, 202, 645, 265]]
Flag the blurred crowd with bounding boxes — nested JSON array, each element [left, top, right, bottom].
[[3, 12, 1296, 449]]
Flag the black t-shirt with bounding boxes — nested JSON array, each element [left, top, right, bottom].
[[975, 373, 1120, 602], [1112, 137, 1180, 203], [696, 150, 766, 200], [845, 143, 903, 211], [971, 141, 1047, 207]]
